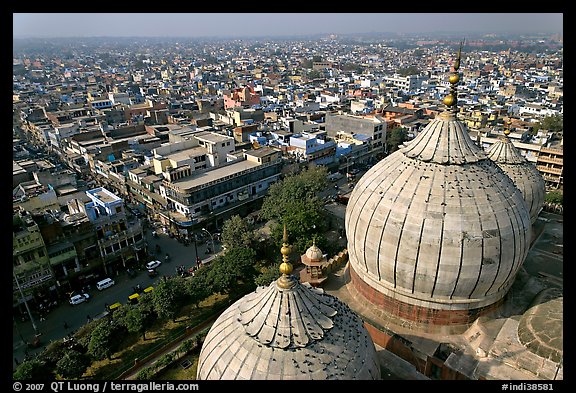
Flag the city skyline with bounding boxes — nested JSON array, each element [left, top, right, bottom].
[[13, 13, 563, 39]]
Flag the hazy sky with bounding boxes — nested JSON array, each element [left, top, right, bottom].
[[13, 13, 563, 39]]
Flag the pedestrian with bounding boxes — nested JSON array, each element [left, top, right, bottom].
[[87, 314, 91, 322], [64, 321, 69, 330], [14, 357, 19, 366]]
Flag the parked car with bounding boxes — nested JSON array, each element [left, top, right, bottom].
[[96, 277, 115, 290], [69, 293, 90, 305], [146, 260, 162, 270]]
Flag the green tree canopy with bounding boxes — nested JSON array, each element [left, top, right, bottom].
[[207, 247, 258, 296], [397, 65, 420, 76], [13, 358, 54, 380], [152, 277, 187, 321], [254, 262, 281, 287], [88, 319, 125, 361], [535, 114, 563, 134], [545, 190, 563, 205], [122, 305, 148, 341], [386, 127, 407, 153], [307, 70, 323, 80], [56, 349, 91, 379], [221, 214, 254, 250], [260, 166, 329, 255], [300, 58, 313, 69], [185, 268, 212, 308]]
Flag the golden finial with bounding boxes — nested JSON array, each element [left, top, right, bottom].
[[454, 39, 464, 71], [278, 223, 295, 288], [443, 94, 455, 107], [504, 119, 512, 136], [443, 39, 465, 113]]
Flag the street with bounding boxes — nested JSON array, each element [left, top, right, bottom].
[[12, 225, 220, 370]]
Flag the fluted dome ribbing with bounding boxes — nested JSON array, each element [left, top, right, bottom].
[[345, 111, 531, 312], [197, 278, 381, 380], [487, 137, 545, 225]]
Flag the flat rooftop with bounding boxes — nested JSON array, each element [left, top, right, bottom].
[[172, 159, 260, 191], [165, 146, 207, 161], [195, 131, 231, 143]]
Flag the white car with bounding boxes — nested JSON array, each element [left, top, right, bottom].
[[69, 293, 90, 305], [146, 260, 162, 270]]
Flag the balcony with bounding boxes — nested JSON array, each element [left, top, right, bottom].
[[537, 156, 563, 165], [536, 165, 562, 175]]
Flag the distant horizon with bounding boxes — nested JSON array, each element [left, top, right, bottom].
[[13, 13, 563, 39]]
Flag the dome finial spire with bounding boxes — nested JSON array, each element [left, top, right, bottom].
[[504, 119, 512, 136], [442, 39, 465, 114], [278, 223, 296, 289]]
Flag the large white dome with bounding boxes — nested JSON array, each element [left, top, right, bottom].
[[197, 275, 381, 380], [487, 135, 545, 225], [345, 111, 531, 312]]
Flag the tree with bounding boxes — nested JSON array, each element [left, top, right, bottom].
[[88, 319, 125, 361], [300, 58, 313, 69], [545, 190, 563, 205], [255, 263, 281, 287], [397, 66, 420, 76], [221, 215, 254, 250], [185, 270, 212, 308], [56, 349, 90, 379], [386, 127, 407, 153], [535, 114, 563, 134], [307, 70, 323, 80], [123, 306, 148, 341], [13, 358, 54, 380], [341, 62, 362, 72], [152, 276, 187, 321], [260, 166, 329, 255], [35, 340, 69, 371], [207, 247, 258, 296]]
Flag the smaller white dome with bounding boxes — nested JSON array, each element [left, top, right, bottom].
[[305, 243, 323, 261]]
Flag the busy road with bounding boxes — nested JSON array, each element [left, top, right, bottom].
[[13, 225, 220, 370]]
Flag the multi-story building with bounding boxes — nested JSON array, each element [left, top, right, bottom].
[[288, 131, 336, 165], [223, 85, 260, 110], [458, 106, 499, 130], [536, 146, 563, 190], [383, 73, 428, 93], [324, 112, 387, 162], [159, 148, 283, 230], [33, 208, 101, 296], [126, 165, 167, 218], [13, 209, 52, 313], [73, 187, 146, 276]]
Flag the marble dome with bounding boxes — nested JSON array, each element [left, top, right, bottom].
[[486, 134, 545, 225], [196, 235, 381, 380], [345, 110, 532, 313]]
